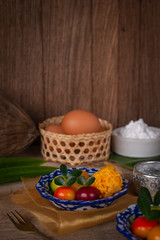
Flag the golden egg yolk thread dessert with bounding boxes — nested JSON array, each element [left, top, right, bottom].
[[92, 164, 123, 198]]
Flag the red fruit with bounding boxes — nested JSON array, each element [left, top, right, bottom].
[[54, 186, 75, 200], [75, 186, 100, 201], [132, 216, 158, 239]]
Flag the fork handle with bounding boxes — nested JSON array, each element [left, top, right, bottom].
[[33, 227, 55, 240]]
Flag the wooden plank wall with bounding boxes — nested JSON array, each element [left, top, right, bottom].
[[0, 0, 160, 129]]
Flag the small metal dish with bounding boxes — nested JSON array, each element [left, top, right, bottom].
[[133, 161, 160, 198]]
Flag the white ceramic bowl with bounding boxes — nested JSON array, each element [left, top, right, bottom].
[[111, 127, 160, 158]]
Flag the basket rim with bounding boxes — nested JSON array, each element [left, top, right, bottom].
[[39, 116, 112, 138]]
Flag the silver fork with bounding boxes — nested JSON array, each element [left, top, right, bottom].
[[7, 210, 53, 240]]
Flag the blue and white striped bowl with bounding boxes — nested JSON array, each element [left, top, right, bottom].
[[116, 204, 142, 240], [36, 167, 129, 211]]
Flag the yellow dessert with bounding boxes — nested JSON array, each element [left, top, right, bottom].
[[92, 164, 123, 198]]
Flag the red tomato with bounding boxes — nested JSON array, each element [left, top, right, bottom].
[[54, 186, 75, 200], [147, 225, 160, 240], [132, 216, 158, 239]]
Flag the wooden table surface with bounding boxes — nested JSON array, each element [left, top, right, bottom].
[[0, 145, 132, 240]]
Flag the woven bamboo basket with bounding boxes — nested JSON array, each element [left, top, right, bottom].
[[39, 116, 112, 166]]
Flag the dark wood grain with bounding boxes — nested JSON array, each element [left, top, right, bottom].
[[41, 0, 92, 118], [0, 0, 44, 123], [118, 0, 140, 127], [92, 0, 119, 127], [0, 0, 160, 129], [139, 0, 160, 127]]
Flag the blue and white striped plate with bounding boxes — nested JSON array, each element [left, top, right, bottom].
[[116, 204, 142, 240], [36, 167, 129, 211]]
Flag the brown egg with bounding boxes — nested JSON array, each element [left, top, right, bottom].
[[62, 110, 101, 135], [45, 124, 64, 134]]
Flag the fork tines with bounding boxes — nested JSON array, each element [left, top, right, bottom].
[[7, 210, 26, 225]]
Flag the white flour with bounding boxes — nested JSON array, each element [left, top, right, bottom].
[[119, 119, 160, 139]]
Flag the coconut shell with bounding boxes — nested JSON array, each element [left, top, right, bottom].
[[0, 89, 39, 157]]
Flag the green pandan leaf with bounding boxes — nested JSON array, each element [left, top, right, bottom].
[[77, 176, 86, 185], [86, 177, 95, 186], [0, 157, 46, 168], [60, 164, 68, 177], [154, 190, 160, 205], [54, 176, 66, 186], [109, 153, 160, 169], [69, 169, 82, 177], [67, 175, 76, 186], [0, 166, 57, 184]]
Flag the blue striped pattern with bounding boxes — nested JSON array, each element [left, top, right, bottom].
[[36, 167, 129, 211], [116, 204, 142, 240]]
